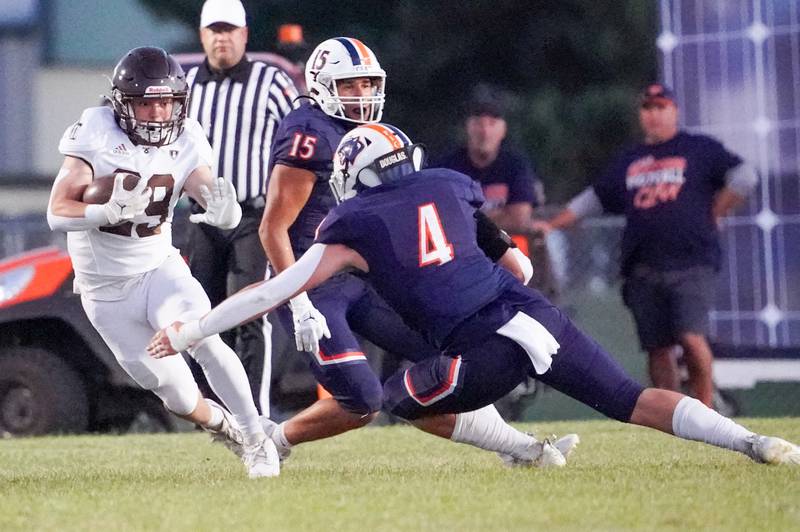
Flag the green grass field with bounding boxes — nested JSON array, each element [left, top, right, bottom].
[[1, 418, 798, 531]]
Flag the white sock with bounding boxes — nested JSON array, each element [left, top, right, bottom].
[[205, 400, 225, 431], [672, 396, 754, 454], [272, 422, 293, 449], [450, 405, 534, 457], [191, 336, 264, 445]]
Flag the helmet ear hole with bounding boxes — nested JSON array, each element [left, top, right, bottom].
[[357, 167, 381, 188]]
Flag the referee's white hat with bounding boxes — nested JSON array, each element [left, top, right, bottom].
[[200, 0, 247, 28]]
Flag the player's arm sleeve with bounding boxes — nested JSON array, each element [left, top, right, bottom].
[[193, 244, 328, 339], [49, 112, 111, 231], [57, 109, 102, 171], [566, 186, 604, 219], [272, 124, 334, 176], [474, 210, 515, 261]]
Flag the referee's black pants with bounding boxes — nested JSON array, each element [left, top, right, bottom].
[[185, 200, 270, 415]]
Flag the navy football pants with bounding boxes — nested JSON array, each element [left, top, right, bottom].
[[383, 317, 645, 422], [276, 273, 439, 415]]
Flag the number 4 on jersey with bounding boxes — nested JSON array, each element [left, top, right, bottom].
[[418, 203, 454, 267]]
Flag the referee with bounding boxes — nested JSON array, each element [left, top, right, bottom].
[[185, 0, 298, 416]]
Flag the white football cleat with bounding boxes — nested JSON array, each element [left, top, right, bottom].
[[260, 416, 292, 462], [553, 433, 580, 460], [746, 435, 800, 465], [499, 433, 578, 468], [204, 399, 244, 458], [242, 437, 281, 479]]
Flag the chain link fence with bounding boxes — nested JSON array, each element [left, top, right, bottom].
[[3, 209, 798, 419]]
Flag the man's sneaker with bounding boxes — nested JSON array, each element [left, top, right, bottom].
[[260, 416, 292, 462], [204, 399, 244, 458], [242, 437, 281, 479], [499, 433, 579, 468], [746, 434, 800, 465]]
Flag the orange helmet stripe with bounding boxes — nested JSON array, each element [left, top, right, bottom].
[[349, 38, 373, 66], [362, 124, 402, 149]]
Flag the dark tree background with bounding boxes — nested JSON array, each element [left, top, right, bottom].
[[141, 0, 658, 202]]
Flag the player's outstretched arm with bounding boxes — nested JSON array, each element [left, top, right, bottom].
[[147, 243, 365, 357]]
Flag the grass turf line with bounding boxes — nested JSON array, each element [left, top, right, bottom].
[[0, 418, 798, 531]]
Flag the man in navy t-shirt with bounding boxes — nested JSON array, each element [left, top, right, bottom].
[[149, 123, 799, 468], [438, 88, 543, 234], [537, 84, 758, 407]]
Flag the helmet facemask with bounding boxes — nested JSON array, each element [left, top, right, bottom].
[[110, 47, 189, 147], [320, 74, 385, 124], [305, 38, 386, 124], [111, 91, 188, 147]]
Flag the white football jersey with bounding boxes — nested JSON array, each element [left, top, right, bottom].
[[59, 106, 212, 297]]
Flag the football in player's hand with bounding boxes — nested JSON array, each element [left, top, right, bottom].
[[82, 173, 140, 204]]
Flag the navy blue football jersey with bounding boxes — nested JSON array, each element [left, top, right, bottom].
[[315, 168, 520, 346], [268, 102, 355, 256]]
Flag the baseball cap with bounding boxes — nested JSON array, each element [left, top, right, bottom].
[[466, 84, 506, 118], [640, 83, 677, 107], [200, 0, 246, 28]]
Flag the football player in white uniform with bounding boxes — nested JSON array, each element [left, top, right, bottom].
[[47, 46, 278, 479]]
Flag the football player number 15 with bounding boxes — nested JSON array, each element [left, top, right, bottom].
[[418, 203, 454, 267], [288, 132, 317, 160]]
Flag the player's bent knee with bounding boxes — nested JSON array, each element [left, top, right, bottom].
[[382, 374, 424, 420], [338, 385, 384, 417], [152, 383, 198, 415], [118, 358, 198, 415]]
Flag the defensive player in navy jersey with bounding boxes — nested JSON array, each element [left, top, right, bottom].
[[255, 38, 546, 461], [150, 123, 799, 467], [536, 85, 757, 408]]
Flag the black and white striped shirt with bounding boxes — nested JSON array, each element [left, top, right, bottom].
[[186, 57, 298, 203]]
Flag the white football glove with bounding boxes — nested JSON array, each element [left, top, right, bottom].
[[290, 293, 331, 356], [103, 173, 151, 225], [189, 177, 242, 229]]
